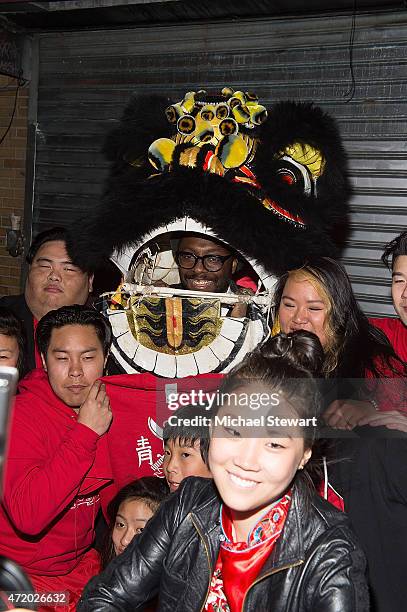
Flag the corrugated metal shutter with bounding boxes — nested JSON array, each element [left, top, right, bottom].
[[32, 10, 407, 316]]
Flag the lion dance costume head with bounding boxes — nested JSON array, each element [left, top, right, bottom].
[[70, 87, 351, 377]]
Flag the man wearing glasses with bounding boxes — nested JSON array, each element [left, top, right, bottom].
[[175, 235, 239, 294], [173, 234, 254, 319]]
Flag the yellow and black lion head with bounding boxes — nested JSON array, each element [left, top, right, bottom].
[[69, 88, 351, 376], [71, 87, 351, 276]]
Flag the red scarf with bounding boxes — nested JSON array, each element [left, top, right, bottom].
[[206, 492, 291, 612]]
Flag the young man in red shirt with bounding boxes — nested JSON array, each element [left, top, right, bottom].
[[0, 305, 113, 610]]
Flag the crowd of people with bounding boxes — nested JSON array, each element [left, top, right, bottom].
[[0, 226, 406, 611]]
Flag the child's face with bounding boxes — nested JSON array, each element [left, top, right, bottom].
[[163, 438, 211, 493], [112, 499, 154, 556], [209, 385, 311, 529], [0, 333, 19, 368]]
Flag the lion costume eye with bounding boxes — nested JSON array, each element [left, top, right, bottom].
[[200, 108, 215, 122], [272, 156, 313, 197], [276, 170, 296, 186], [219, 118, 238, 137]]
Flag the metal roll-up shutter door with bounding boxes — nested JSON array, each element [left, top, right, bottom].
[[32, 10, 407, 316]]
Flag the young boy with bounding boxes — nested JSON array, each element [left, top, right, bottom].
[[163, 404, 212, 492]]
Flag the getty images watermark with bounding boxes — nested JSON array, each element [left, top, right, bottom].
[[166, 389, 318, 429]]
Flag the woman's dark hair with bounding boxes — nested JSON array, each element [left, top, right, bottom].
[[0, 306, 25, 376], [273, 257, 405, 379], [215, 330, 324, 448], [163, 403, 210, 465], [101, 477, 169, 568], [36, 305, 112, 357], [382, 230, 407, 270], [212, 331, 324, 493]]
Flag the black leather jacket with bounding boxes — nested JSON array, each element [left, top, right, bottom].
[[78, 477, 369, 611]]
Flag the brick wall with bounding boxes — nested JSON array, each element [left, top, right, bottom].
[[0, 75, 29, 297]]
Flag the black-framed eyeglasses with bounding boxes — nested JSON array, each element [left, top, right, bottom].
[[175, 251, 233, 272]]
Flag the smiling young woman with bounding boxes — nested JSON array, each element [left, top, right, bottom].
[[78, 331, 369, 612], [272, 257, 407, 429], [273, 257, 405, 380]]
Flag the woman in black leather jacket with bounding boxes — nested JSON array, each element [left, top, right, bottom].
[[78, 332, 369, 612]]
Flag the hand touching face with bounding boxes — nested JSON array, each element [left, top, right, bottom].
[[42, 324, 107, 410]]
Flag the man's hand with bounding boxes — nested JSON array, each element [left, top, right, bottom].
[[323, 399, 377, 430], [230, 302, 248, 318], [230, 286, 254, 318], [358, 410, 407, 433], [77, 381, 112, 436]]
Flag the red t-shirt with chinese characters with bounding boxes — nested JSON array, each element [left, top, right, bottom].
[[98, 372, 222, 511], [1, 370, 222, 575]]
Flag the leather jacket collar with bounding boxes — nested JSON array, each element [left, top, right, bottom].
[[189, 479, 310, 578]]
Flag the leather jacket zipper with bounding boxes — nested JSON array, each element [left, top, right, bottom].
[[190, 515, 213, 612], [241, 559, 304, 610]]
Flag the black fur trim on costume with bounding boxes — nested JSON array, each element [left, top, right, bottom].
[[256, 101, 351, 226], [68, 94, 350, 277], [102, 93, 172, 178]]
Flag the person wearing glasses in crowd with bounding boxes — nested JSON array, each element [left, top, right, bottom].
[[174, 234, 253, 317], [175, 235, 239, 294]]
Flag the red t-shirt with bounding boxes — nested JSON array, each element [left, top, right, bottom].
[[370, 317, 407, 362], [369, 317, 407, 412]]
